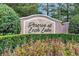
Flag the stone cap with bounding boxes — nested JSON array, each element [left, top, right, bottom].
[[20, 14, 69, 23]]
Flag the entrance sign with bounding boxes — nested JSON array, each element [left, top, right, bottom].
[[20, 14, 69, 34]]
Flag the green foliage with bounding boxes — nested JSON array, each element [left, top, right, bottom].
[[74, 4, 79, 14], [0, 4, 20, 35], [7, 4, 38, 17], [0, 34, 79, 55], [2, 38, 79, 56], [69, 14, 79, 34]]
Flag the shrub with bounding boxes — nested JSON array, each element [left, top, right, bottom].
[[2, 39, 79, 56], [0, 4, 20, 35], [69, 14, 79, 34], [0, 34, 78, 55]]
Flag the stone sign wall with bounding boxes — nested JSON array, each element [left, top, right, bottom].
[[20, 14, 69, 34]]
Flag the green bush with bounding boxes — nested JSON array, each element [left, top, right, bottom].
[[0, 4, 20, 35], [69, 14, 79, 34], [0, 34, 79, 54]]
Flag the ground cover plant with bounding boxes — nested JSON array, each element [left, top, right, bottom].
[[0, 34, 78, 56], [2, 39, 79, 56]]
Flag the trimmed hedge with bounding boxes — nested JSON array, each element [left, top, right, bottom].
[[0, 34, 79, 54]]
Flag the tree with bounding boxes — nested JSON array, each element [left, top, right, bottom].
[[74, 4, 79, 14], [38, 3, 58, 17], [38, 3, 75, 22], [57, 3, 75, 22], [7, 3, 38, 17]]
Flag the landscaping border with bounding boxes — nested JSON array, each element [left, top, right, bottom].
[[0, 34, 79, 54]]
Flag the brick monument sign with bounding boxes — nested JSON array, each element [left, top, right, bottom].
[[20, 14, 69, 34]]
